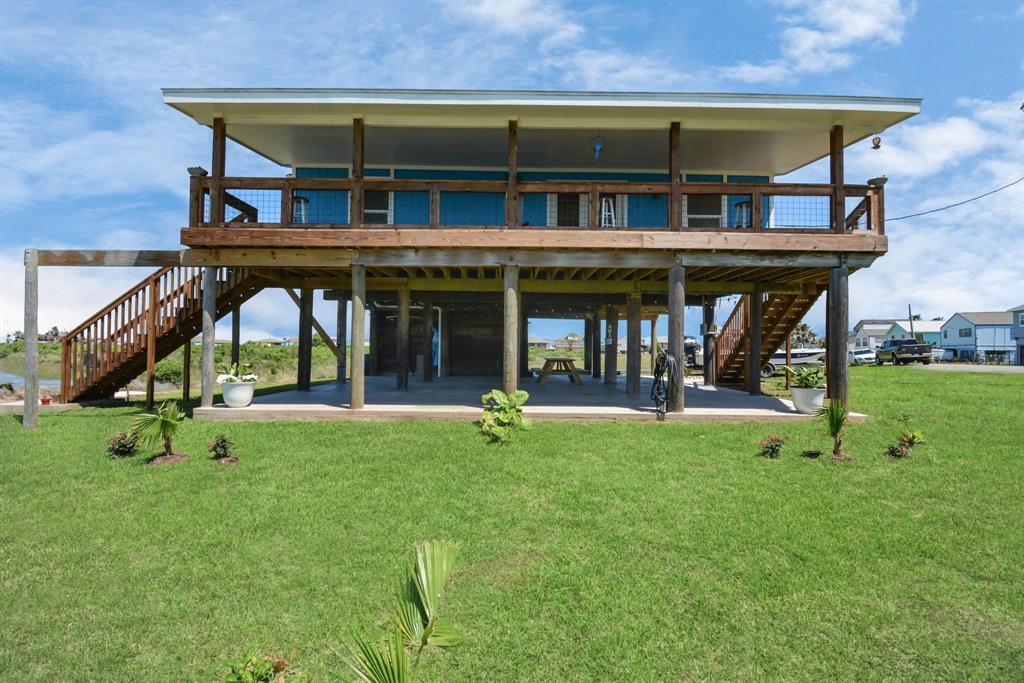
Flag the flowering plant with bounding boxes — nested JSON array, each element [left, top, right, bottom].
[[758, 434, 789, 458], [885, 430, 924, 459], [217, 362, 258, 383], [107, 431, 138, 459]]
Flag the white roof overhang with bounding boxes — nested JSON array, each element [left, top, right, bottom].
[[163, 88, 921, 174]]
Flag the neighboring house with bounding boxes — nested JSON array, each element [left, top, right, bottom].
[[939, 312, 1016, 363], [49, 87, 919, 412], [885, 320, 942, 347], [1009, 305, 1024, 365], [251, 338, 285, 347], [852, 319, 899, 350]]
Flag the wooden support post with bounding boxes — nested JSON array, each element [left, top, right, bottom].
[[650, 317, 658, 371], [669, 122, 682, 231], [422, 295, 433, 382], [350, 265, 366, 409], [429, 185, 440, 228], [297, 288, 313, 391], [830, 124, 845, 234], [368, 307, 379, 376], [626, 293, 641, 394], [336, 294, 348, 384], [824, 286, 832, 398], [604, 305, 618, 386], [702, 298, 716, 386], [828, 263, 850, 405], [351, 118, 364, 227], [668, 265, 686, 412], [785, 335, 792, 390], [591, 308, 602, 378], [519, 307, 529, 377], [230, 305, 240, 366], [503, 264, 520, 394], [284, 288, 341, 360], [210, 117, 226, 224], [747, 285, 763, 395], [583, 316, 593, 372], [23, 249, 38, 427], [146, 275, 158, 408], [182, 339, 191, 404], [396, 286, 410, 390], [505, 121, 519, 228], [201, 266, 216, 408], [588, 186, 600, 229]]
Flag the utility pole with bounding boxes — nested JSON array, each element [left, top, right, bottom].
[[908, 304, 915, 339]]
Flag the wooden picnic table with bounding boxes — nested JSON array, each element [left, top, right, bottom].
[[536, 357, 583, 387]]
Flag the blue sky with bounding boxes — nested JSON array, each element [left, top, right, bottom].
[[1, 0, 1021, 342]]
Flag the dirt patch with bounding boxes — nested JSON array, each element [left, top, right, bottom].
[[147, 453, 188, 466], [214, 456, 239, 465]]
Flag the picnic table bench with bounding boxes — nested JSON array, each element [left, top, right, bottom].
[[536, 357, 583, 387]]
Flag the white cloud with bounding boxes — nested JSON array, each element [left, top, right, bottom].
[[720, 0, 912, 83]]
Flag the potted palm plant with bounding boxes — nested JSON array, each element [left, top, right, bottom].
[[784, 365, 826, 414], [217, 363, 258, 408]]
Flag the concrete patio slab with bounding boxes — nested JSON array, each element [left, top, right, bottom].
[[193, 374, 867, 423]]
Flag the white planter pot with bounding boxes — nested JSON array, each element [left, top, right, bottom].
[[220, 381, 255, 408], [790, 387, 825, 414]]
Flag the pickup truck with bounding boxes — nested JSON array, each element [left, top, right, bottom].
[[875, 338, 933, 365]]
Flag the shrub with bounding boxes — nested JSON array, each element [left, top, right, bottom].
[[223, 652, 301, 682], [153, 357, 183, 385], [107, 432, 138, 459], [480, 389, 530, 444], [885, 442, 911, 459], [209, 435, 235, 460], [902, 430, 925, 447], [758, 434, 789, 458]]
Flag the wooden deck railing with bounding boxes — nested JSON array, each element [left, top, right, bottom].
[[187, 176, 884, 235], [715, 294, 750, 382]]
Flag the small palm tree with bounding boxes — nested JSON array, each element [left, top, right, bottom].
[[816, 400, 848, 460], [132, 401, 185, 457]]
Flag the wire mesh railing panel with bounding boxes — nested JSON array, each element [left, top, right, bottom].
[[293, 190, 349, 225], [765, 195, 831, 229]]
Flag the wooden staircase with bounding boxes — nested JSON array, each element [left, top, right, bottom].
[[714, 288, 824, 385], [60, 267, 264, 402]]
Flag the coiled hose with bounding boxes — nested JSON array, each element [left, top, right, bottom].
[[651, 351, 678, 417]]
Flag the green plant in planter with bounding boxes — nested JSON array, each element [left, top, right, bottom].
[[816, 400, 850, 461], [132, 401, 185, 457], [480, 389, 530, 444], [783, 365, 825, 388]]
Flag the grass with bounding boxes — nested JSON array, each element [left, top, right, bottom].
[[1, 366, 1022, 681]]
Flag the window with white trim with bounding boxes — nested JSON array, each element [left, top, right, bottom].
[[958, 328, 972, 338]]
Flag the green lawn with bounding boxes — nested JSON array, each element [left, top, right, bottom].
[[2, 367, 1022, 681]]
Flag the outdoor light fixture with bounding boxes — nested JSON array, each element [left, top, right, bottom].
[[868, 175, 888, 187], [871, 136, 882, 149], [187, 166, 209, 177], [591, 135, 605, 160]]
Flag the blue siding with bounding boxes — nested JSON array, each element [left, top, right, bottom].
[[395, 169, 506, 225], [295, 167, 349, 224], [521, 171, 669, 228]]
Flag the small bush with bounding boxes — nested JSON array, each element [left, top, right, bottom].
[[902, 430, 925, 447], [209, 434, 235, 460], [153, 357, 184, 385], [758, 434, 789, 458], [885, 430, 924, 459], [107, 432, 139, 459], [223, 652, 301, 682], [480, 389, 530, 444]]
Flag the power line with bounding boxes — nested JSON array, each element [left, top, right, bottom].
[[886, 176, 1024, 222]]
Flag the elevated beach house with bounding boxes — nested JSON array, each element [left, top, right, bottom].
[[21, 88, 920, 425]]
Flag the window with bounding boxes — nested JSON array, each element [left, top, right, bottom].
[[556, 193, 580, 226], [1018, 312, 1024, 326], [686, 193, 723, 228], [959, 328, 972, 338], [363, 190, 391, 224], [943, 330, 948, 339]]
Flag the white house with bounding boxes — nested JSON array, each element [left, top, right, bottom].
[[852, 319, 899, 350], [939, 312, 1016, 363]]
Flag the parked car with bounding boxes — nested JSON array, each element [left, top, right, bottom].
[[875, 338, 932, 365], [849, 348, 876, 365], [762, 347, 825, 378]]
